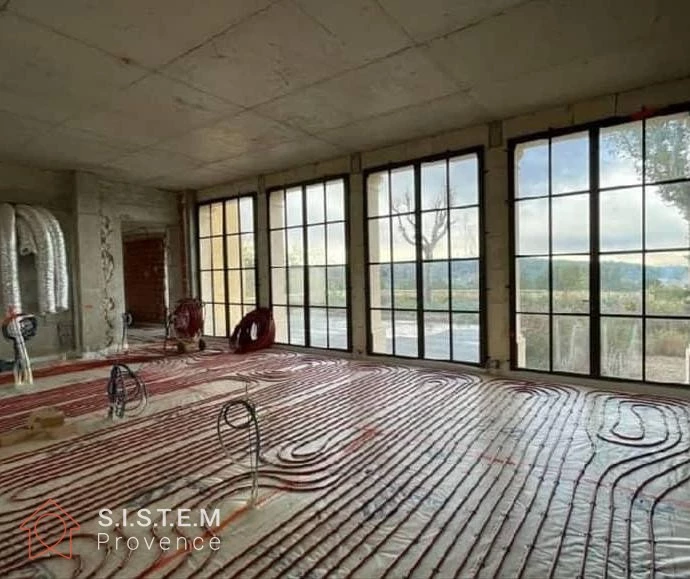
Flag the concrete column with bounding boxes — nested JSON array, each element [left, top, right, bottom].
[[256, 178, 271, 308], [348, 156, 367, 357]]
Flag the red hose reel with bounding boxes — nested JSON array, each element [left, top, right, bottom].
[[166, 298, 206, 353]]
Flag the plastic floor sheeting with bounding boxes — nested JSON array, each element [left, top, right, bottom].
[[1, 350, 689, 578]]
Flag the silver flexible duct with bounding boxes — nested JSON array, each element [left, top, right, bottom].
[[17, 217, 38, 256], [0, 204, 21, 312], [35, 206, 69, 311], [16, 204, 56, 314]]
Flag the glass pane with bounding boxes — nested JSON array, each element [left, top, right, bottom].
[[369, 264, 391, 308], [368, 217, 391, 263], [200, 271, 212, 303], [453, 313, 480, 363], [600, 253, 642, 315], [450, 208, 479, 258], [288, 267, 304, 305], [552, 131, 589, 195], [326, 179, 345, 221], [239, 197, 253, 232], [367, 171, 389, 217], [394, 311, 417, 357], [451, 260, 479, 311], [421, 159, 447, 211], [307, 225, 326, 266], [424, 312, 450, 360], [242, 270, 255, 304], [270, 230, 286, 266], [600, 188, 642, 252], [391, 166, 415, 214], [516, 257, 549, 313], [449, 154, 478, 206], [646, 183, 690, 250], [226, 235, 240, 269], [286, 187, 303, 226], [211, 202, 223, 235], [309, 267, 327, 307], [271, 268, 286, 304], [243, 304, 253, 317], [646, 318, 690, 384], [391, 214, 417, 261], [553, 256, 589, 314], [516, 198, 549, 255], [516, 139, 548, 198], [601, 316, 642, 380], [645, 112, 690, 183], [241, 233, 254, 267], [552, 194, 589, 254], [289, 307, 305, 345], [516, 314, 550, 370], [600, 121, 642, 189], [225, 199, 239, 233], [327, 223, 346, 265], [270, 190, 285, 228], [553, 315, 589, 373], [423, 261, 449, 310], [393, 263, 416, 309], [198, 205, 211, 237], [212, 238, 224, 269], [327, 266, 347, 307], [213, 304, 227, 336], [199, 238, 211, 270], [287, 228, 304, 265], [646, 251, 690, 316], [203, 307, 213, 336], [306, 183, 325, 223], [371, 309, 392, 354], [213, 270, 225, 302], [229, 305, 242, 331], [309, 307, 328, 348], [328, 309, 348, 350], [273, 306, 288, 343], [227, 270, 240, 303], [421, 211, 449, 260]]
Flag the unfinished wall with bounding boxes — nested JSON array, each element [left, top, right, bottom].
[[123, 236, 166, 324]]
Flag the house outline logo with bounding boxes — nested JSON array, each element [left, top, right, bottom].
[[19, 499, 80, 560]]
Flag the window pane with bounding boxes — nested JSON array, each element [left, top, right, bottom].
[[600, 121, 642, 189], [199, 238, 211, 270], [394, 311, 417, 357], [270, 230, 286, 266], [453, 313, 480, 363], [391, 166, 415, 214], [200, 271, 212, 303], [211, 237, 223, 269], [226, 235, 240, 269], [309, 308, 328, 348], [242, 270, 255, 303], [553, 315, 589, 373], [423, 261, 449, 310], [326, 179, 345, 222], [203, 306, 213, 335], [286, 187, 302, 226], [306, 183, 325, 223], [451, 260, 479, 311], [328, 309, 348, 350], [270, 190, 285, 228], [367, 172, 389, 217], [227, 270, 240, 303], [274, 306, 288, 343], [225, 199, 239, 233], [327, 223, 346, 265], [645, 112, 690, 183], [600, 188, 642, 252], [516, 257, 549, 313], [553, 256, 589, 314], [424, 312, 450, 360], [307, 225, 326, 266], [450, 208, 479, 258], [241, 233, 254, 267], [213, 270, 226, 302], [646, 318, 690, 383], [239, 197, 253, 232], [287, 228, 303, 265], [327, 266, 347, 307], [309, 267, 327, 306], [199, 205, 211, 237], [421, 160, 447, 211], [289, 307, 305, 345], [391, 214, 416, 261], [516, 198, 549, 255], [369, 264, 391, 308], [211, 202, 223, 235], [552, 194, 589, 254], [601, 316, 642, 380], [449, 154, 478, 206], [368, 218, 391, 262], [271, 268, 286, 304], [600, 253, 642, 315], [516, 314, 550, 370], [646, 251, 690, 316], [552, 132, 589, 194], [288, 267, 304, 305], [422, 210, 449, 260], [371, 309, 392, 354], [646, 183, 690, 250], [393, 263, 416, 309], [516, 139, 548, 198], [229, 305, 242, 330], [214, 304, 227, 337]]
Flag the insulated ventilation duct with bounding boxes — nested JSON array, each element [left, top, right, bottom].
[[0, 204, 21, 312]]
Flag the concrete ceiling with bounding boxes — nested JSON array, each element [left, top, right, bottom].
[[0, 0, 688, 190]]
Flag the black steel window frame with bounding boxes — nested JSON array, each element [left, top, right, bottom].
[[267, 175, 352, 351], [363, 146, 487, 365], [196, 193, 259, 337], [509, 103, 690, 386]]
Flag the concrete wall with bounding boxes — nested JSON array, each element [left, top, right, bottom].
[[196, 76, 690, 371]]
